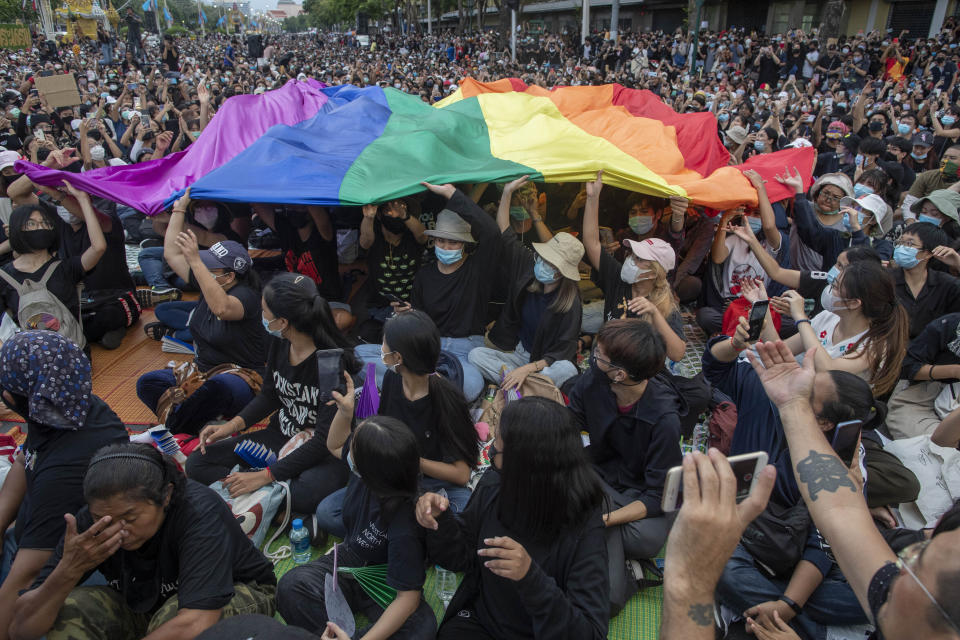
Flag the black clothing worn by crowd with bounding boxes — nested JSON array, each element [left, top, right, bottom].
[[892, 267, 960, 339], [186, 268, 266, 373], [411, 191, 500, 338], [486, 228, 582, 368], [276, 472, 437, 638], [430, 470, 608, 640], [30, 480, 277, 613], [15, 397, 127, 550], [0, 255, 86, 323], [185, 336, 348, 514]]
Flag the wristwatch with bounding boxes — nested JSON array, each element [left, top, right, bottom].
[[778, 595, 803, 616]]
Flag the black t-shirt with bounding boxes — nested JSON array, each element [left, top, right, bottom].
[[187, 270, 266, 373], [15, 396, 127, 550], [366, 226, 422, 307], [31, 480, 276, 613], [275, 215, 343, 303], [340, 473, 426, 592], [58, 214, 133, 292], [379, 370, 457, 465], [0, 255, 86, 322], [163, 45, 180, 71], [593, 251, 684, 337]]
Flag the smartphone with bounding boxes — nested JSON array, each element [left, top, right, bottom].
[[831, 419, 863, 466], [383, 292, 404, 304], [825, 97, 834, 110], [747, 300, 770, 342], [28, 87, 38, 97], [34, 128, 45, 142], [134, 97, 142, 111], [169, 77, 178, 85], [127, 82, 138, 91], [662, 451, 770, 512], [598, 226, 615, 246]]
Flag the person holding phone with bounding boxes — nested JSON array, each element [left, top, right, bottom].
[[186, 273, 359, 526], [703, 315, 886, 639], [568, 318, 684, 613]]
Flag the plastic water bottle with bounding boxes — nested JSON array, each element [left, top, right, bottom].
[[435, 566, 457, 609], [290, 519, 311, 564]]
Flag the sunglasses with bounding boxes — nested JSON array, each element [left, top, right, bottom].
[[894, 541, 960, 634]]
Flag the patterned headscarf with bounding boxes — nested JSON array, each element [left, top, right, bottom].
[[0, 331, 92, 429]]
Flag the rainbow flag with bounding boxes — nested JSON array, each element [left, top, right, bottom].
[[16, 79, 813, 215]]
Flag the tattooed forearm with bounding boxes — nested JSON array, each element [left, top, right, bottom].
[[687, 602, 714, 627], [795, 450, 857, 501]]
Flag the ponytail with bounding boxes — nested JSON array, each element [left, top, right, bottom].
[[427, 373, 479, 470], [263, 273, 360, 374]]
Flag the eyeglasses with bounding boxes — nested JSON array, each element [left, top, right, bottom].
[[819, 191, 844, 203], [379, 349, 396, 363], [23, 218, 52, 231], [895, 541, 960, 635], [591, 347, 619, 371], [895, 239, 923, 249]]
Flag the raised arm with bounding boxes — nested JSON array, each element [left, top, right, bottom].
[[163, 189, 192, 284], [497, 176, 530, 233], [326, 372, 355, 459], [582, 171, 604, 271], [747, 342, 896, 618], [60, 182, 107, 272]]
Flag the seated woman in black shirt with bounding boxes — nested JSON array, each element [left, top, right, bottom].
[[467, 176, 582, 390], [568, 318, 684, 614], [11, 443, 277, 640], [315, 310, 477, 537], [417, 397, 608, 640], [0, 188, 106, 350], [188, 273, 358, 520], [136, 190, 266, 436], [0, 332, 128, 640], [277, 377, 437, 639]]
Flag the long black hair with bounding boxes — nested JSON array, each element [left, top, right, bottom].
[[817, 370, 887, 431], [84, 442, 186, 509], [9, 204, 58, 255], [263, 273, 360, 373], [352, 415, 421, 525], [496, 397, 605, 542], [383, 310, 477, 470]]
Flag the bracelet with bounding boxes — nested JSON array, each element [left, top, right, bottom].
[[778, 595, 803, 616], [795, 318, 812, 327], [265, 467, 273, 480], [730, 339, 747, 352], [172, 208, 186, 214], [931, 365, 937, 381]]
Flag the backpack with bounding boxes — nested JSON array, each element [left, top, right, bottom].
[[0, 261, 86, 349]]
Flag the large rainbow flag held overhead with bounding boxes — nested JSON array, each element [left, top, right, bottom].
[[17, 78, 814, 214]]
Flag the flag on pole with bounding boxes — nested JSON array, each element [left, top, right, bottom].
[[141, 0, 150, 10], [216, 14, 225, 25], [163, 2, 173, 26], [198, 7, 206, 24]]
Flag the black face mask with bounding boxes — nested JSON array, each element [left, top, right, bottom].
[[869, 121, 885, 132], [21, 228, 56, 251], [378, 214, 407, 234], [590, 356, 615, 386]]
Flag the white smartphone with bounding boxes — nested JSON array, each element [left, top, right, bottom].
[[661, 450, 770, 512]]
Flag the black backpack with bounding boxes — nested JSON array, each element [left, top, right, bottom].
[[436, 351, 463, 391], [740, 501, 812, 579]]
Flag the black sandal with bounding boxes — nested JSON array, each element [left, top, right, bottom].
[[144, 322, 169, 341]]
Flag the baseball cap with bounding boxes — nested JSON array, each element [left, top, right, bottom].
[[912, 131, 935, 147], [0, 149, 19, 171], [199, 240, 252, 275], [623, 237, 676, 271]]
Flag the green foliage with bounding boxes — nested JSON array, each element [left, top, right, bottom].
[[165, 24, 189, 36], [0, 0, 36, 23]]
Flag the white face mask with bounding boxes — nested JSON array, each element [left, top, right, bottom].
[[820, 285, 847, 313], [620, 258, 650, 284], [194, 205, 218, 230], [57, 205, 80, 225]]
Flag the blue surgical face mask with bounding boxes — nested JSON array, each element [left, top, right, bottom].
[[918, 214, 942, 226], [912, 151, 928, 161], [894, 244, 921, 269], [898, 123, 912, 135], [837, 102, 848, 110], [718, 112, 729, 123], [753, 139, 765, 151], [533, 256, 559, 284], [853, 183, 874, 198], [435, 246, 463, 265], [746, 216, 763, 233], [826, 264, 840, 285], [261, 315, 283, 338], [628, 214, 654, 235], [346, 450, 360, 477], [944, 116, 957, 127]]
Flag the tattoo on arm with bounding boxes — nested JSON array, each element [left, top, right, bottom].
[[687, 602, 714, 627], [796, 450, 857, 501]]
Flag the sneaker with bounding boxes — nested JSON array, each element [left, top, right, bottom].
[[139, 238, 164, 249], [136, 287, 182, 308], [131, 270, 147, 287], [98, 327, 126, 350]]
